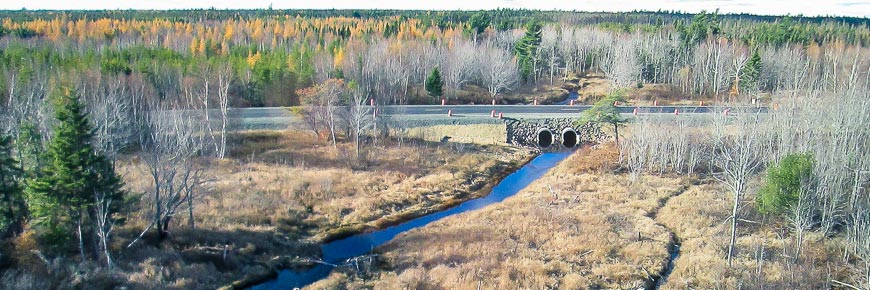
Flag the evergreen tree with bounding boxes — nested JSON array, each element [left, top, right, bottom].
[[515, 21, 542, 83], [741, 49, 763, 92], [16, 122, 44, 172], [0, 135, 25, 236], [579, 90, 629, 148], [425, 66, 444, 99], [466, 11, 491, 37], [25, 90, 125, 258], [757, 153, 815, 216]]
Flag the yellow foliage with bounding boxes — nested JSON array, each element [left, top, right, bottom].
[[333, 46, 344, 68], [246, 51, 261, 68], [190, 37, 199, 55], [223, 22, 234, 41]]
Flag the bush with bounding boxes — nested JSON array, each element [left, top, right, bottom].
[[757, 153, 814, 215]]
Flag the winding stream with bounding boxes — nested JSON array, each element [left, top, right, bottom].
[[253, 152, 573, 289]]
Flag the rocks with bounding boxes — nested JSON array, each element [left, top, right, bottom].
[[504, 118, 605, 151]]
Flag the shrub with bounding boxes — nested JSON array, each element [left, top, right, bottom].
[[757, 153, 814, 215]]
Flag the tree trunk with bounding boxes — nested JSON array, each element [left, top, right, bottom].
[[727, 190, 740, 267], [613, 122, 620, 148], [188, 194, 195, 229], [77, 216, 85, 260]]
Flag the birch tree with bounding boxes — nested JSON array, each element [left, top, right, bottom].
[[713, 113, 764, 267], [478, 45, 519, 101]]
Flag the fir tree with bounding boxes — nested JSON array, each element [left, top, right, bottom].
[[25, 89, 125, 258], [579, 90, 630, 148], [741, 49, 763, 92], [16, 121, 44, 172], [425, 66, 444, 99], [515, 21, 542, 83], [0, 135, 25, 236]]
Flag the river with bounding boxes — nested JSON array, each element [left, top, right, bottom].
[[252, 151, 573, 289]]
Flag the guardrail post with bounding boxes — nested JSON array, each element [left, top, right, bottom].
[[674, 108, 679, 116], [534, 98, 538, 106], [370, 99, 375, 106], [699, 100, 703, 106], [441, 98, 446, 106], [724, 109, 730, 116], [447, 109, 453, 117], [569, 100, 575, 106], [491, 110, 496, 118], [498, 112, 503, 119], [492, 99, 496, 105], [654, 99, 658, 106], [633, 107, 638, 115]]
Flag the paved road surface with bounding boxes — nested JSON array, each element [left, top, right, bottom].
[[224, 105, 766, 130]]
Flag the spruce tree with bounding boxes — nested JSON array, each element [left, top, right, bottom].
[[741, 50, 762, 92], [580, 90, 629, 148], [425, 67, 444, 99], [0, 135, 25, 236], [26, 90, 125, 258], [515, 21, 542, 83]]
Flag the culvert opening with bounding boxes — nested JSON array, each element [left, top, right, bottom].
[[536, 128, 553, 148], [562, 128, 578, 148]]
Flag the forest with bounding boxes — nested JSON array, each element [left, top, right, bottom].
[[0, 8, 869, 289]]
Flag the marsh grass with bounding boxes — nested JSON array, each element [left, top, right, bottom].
[[2, 129, 527, 290], [314, 145, 685, 289]]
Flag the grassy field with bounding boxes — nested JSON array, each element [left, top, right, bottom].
[[310, 143, 846, 289], [1, 130, 530, 289], [311, 144, 684, 289], [655, 183, 845, 289]]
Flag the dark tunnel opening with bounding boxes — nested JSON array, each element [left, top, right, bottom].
[[537, 129, 553, 148], [562, 129, 578, 148]]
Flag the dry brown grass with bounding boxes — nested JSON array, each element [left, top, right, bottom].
[[311, 142, 850, 290], [405, 124, 506, 146], [1, 129, 529, 290], [313, 146, 687, 289], [655, 182, 847, 289]]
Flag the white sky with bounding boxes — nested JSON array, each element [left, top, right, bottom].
[[0, 0, 868, 18]]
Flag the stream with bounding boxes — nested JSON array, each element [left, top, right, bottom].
[[252, 152, 573, 289]]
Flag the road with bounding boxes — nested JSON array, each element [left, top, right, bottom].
[[225, 105, 766, 130]]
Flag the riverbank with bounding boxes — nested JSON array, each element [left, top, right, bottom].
[[309, 144, 683, 288], [307, 143, 850, 289], [0, 129, 531, 289]]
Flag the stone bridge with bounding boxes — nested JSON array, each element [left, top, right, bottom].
[[504, 118, 606, 151], [398, 117, 606, 151]]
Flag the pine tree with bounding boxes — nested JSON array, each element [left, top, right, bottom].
[[0, 135, 25, 236], [741, 49, 762, 92], [26, 90, 125, 258], [465, 11, 491, 37], [580, 90, 629, 148], [515, 21, 542, 83], [425, 66, 444, 99], [16, 122, 44, 172]]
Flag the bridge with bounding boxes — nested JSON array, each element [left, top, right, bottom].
[[224, 104, 764, 150]]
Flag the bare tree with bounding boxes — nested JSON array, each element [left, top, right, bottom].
[[600, 36, 640, 89], [346, 86, 375, 160], [443, 40, 476, 99], [128, 107, 205, 246], [477, 45, 519, 101], [713, 113, 764, 267], [92, 189, 117, 268], [215, 64, 232, 159]]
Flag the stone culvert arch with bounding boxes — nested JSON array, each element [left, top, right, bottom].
[[536, 128, 554, 148], [561, 128, 578, 148], [504, 118, 606, 151]]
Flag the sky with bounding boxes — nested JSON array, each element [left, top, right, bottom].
[[0, 0, 868, 18]]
